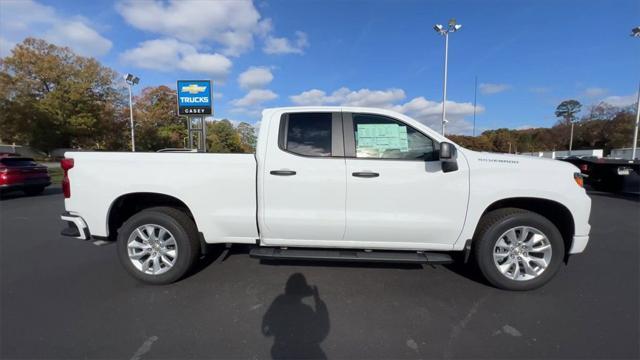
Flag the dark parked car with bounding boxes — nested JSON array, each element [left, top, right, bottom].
[[560, 156, 639, 192], [0, 154, 51, 195]]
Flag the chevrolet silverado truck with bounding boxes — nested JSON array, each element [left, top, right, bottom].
[[60, 107, 591, 290]]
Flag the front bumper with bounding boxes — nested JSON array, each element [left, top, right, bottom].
[[569, 234, 590, 254], [60, 212, 90, 240]]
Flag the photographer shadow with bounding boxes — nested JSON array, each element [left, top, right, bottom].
[[261, 273, 330, 359]]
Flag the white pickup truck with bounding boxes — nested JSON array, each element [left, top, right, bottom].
[[60, 107, 591, 290]]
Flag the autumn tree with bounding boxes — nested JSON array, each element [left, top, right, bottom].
[[132, 86, 186, 151], [0, 38, 126, 152]]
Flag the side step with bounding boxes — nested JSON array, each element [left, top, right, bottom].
[[249, 247, 454, 264]]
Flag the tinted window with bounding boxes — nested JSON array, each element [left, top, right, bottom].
[[353, 114, 436, 160], [285, 113, 332, 157], [0, 157, 37, 167]]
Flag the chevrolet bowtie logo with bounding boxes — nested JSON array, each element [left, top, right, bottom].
[[181, 84, 207, 94]]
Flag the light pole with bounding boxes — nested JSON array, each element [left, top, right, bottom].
[[569, 121, 575, 156], [633, 81, 640, 160], [473, 75, 478, 136], [124, 73, 140, 152], [631, 27, 640, 160], [434, 18, 462, 136]]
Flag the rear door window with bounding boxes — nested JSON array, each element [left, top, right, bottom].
[[281, 113, 333, 157]]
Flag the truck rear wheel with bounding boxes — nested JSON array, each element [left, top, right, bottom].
[[116, 207, 200, 284], [473, 208, 564, 291]]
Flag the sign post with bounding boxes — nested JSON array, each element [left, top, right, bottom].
[[177, 80, 212, 152]]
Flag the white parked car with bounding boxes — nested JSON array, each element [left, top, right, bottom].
[[60, 107, 591, 290]]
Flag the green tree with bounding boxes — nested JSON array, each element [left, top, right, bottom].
[[237, 122, 257, 152], [554, 100, 582, 125], [207, 119, 243, 153], [0, 38, 126, 152]]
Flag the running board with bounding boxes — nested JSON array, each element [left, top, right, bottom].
[[249, 247, 453, 264]]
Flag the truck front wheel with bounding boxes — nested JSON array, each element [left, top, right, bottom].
[[116, 207, 200, 284], [473, 208, 564, 291]]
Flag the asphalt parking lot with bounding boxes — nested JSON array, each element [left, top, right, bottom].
[[1, 186, 638, 359]]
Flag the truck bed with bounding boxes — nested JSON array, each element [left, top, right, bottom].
[[64, 151, 259, 243]]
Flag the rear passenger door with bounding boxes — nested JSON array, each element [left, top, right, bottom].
[[261, 112, 347, 245]]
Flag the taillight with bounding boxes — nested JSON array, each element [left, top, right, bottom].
[[61, 158, 74, 198], [0, 165, 6, 185], [574, 172, 585, 188]]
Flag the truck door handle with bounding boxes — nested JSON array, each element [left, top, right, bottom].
[[352, 171, 379, 178], [270, 170, 297, 176]]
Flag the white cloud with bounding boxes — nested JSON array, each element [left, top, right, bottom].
[[290, 87, 405, 107], [392, 97, 482, 134], [232, 89, 278, 107], [289, 87, 483, 134], [238, 66, 273, 89], [289, 89, 328, 105], [117, 0, 265, 56], [0, 0, 112, 57], [180, 53, 232, 76], [263, 31, 309, 55], [479, 83, 511, 95], [44, 21, 112, 57], [582, 87, 608, 98], [120, 38, 232, 78], [601, 93, 638, 107], [0, 0, 55, 33]]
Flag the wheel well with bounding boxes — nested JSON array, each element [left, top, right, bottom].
[[481, 197, 575, 256], [106, 193, 195, 241]]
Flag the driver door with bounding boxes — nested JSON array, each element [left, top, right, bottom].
[[343, 112, 469, 249]]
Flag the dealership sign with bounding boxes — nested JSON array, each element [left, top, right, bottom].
[[177, 80, 212, 115]]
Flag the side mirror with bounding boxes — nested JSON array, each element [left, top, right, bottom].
[[439, 142, 458, 173], [440, 142, 456, 160]]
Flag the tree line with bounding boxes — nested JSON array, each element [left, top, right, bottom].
[[1, 38, 636, 156], [448, 101, 636, 154], [0, 38, 256, 154]]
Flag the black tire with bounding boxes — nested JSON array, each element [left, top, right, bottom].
[[24, 186, 46, 196], [116, 206, 200, 285], [473, 208, 564, 291]]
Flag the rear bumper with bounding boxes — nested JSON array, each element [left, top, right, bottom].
[[0, 180, 51, 191], [60, 212, 90, 240]]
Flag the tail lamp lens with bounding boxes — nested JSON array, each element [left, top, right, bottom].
[[0, 166, 6, 185], [60, 158, 74, 198], [574, 172, 584, 188]]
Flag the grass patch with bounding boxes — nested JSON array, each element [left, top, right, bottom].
[[49, 167, 63, 184]]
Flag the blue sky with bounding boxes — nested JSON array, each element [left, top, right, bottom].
[[1, 0, 638, 134]]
